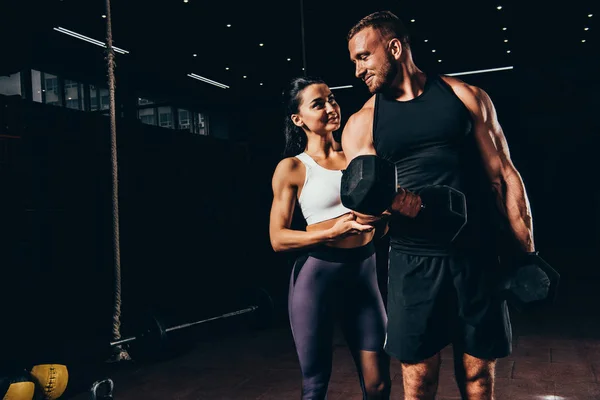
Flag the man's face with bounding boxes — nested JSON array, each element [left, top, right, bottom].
[[348, 27, 397, 94]]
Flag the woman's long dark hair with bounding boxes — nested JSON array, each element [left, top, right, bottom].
[[282, 76, 326, 157]]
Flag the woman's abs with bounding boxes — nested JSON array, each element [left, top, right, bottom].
[[306, 213, 375, 249]]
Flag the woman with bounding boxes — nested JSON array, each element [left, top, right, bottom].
[[269, 76, 390, 400]]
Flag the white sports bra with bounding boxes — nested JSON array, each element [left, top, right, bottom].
[[295, 152, 352, 225]]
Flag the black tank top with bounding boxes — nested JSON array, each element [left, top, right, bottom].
[[373, 74, 497, 255]]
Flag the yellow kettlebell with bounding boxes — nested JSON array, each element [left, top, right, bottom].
[[29, 364, 68, 400]]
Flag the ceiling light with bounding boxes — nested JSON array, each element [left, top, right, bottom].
[[504, 39, 508, 42], [438, 59, 442, 62], [497, 5, 502, 10], [582, 39, 586, 43], [193, 53, 197, 57], [502, 27, 507, 30], [225, 67, 229, 70], [410, 19, 415, 22], [446, 66, 513, 77], [226, 24, 231, 27], [187, 73, 229, 89], [588, 14, 593, 17], [260, 83, 263, 86], [287, 58, 291, 61], [584, 27, 589, 30], [101, 15, 106, 18], [243, 75, 247, 78], [183, 0, 188, 2], [424, 39, 428, 42], [259, 43, 264, 46], [53, 27, 129, 54], [330, 85, 353, 90], [432, 49, 436, 52], [507, 50, 511, 53]]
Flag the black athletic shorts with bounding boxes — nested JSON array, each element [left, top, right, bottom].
[[384, 249, 512, 363]]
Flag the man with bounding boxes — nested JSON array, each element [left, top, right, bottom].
[[341, 11, 535, 400]]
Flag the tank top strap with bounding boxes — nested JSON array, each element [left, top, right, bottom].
[[295, 152, 318, 168]]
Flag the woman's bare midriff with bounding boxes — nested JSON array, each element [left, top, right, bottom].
[[306, 212, 375, 249]]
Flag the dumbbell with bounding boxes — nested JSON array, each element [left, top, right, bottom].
[[340, 154, 467, 243]]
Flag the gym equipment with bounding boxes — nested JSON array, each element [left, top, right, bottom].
[[1, 369, 35, 400], [111, 287, 274, 358], [28, 364, 69, 400], [90, 378, 114, 400], [341, 154, 467, 242], [499, 252, 560, 312], [28, 364, 68, 400]]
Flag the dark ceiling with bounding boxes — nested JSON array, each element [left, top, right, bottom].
[[1, 0, 598, 109]]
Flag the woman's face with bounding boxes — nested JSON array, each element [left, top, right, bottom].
[[291, 83, 341, 135]]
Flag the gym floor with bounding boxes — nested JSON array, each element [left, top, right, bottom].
[[69, 277, 599, 400]]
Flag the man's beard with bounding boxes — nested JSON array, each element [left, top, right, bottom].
[[369, 55, 398, 94]]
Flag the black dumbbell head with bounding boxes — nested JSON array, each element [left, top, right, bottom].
[[341, 155, 397, 215]]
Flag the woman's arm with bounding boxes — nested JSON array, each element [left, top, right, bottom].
[[269, 158, 373, 252]]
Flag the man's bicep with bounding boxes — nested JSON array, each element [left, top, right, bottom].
[[341, 113, 376, 166]]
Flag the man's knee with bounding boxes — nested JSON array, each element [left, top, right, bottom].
[[463, 358, 495, 397]]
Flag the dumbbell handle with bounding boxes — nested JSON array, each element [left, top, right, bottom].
[[390, 187, 423, 218]]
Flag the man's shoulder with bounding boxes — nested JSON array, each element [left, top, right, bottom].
[[439, 75, 489, 114], [347, 95, 376, 125], [439, 75, 482, 100]]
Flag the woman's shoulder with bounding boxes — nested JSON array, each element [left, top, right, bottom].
[[276, 155, 303, 170], [272, 156, 305, 181]]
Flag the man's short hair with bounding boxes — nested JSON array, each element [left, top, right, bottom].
[[347, 11, 410, 47]]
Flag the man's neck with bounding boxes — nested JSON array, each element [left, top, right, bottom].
[[388, 63, 426, 102]]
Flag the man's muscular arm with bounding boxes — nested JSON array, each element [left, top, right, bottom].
[[445, 76, 535, 252], [340, 99, 392, 226], [341, 97, 377, 165]]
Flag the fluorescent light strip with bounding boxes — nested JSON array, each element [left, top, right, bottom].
[[445, 66, 513, 77], [329, 85, 354, 90], [188, 73, 229, 89], [54, 27, 129, 54], [188, 73, 228, 88], [187, 73, 229, 89], [55, 27, 129, 54]]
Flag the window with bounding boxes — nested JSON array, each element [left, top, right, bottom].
[[64, 79, 86, 110], [193, 112, 208, 135], [89, 85, 110, 111], [90, 85, 99, 110], [99, 88, 110, 110], [43, 73, 61, 107], [138, 108, 156, 126], [158, 106, 173, 129], [178, 109, 191, 131], [0, 72, 22, 96], [32, 70, 42, 102]]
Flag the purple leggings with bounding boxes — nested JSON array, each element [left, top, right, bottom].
[[288, 242, 387, 399]]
